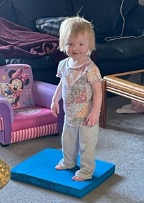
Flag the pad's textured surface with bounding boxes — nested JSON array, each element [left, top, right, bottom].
[[11, 148, 115, 198]]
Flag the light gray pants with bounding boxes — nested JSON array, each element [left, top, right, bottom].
[[58, 122, 99, 180]]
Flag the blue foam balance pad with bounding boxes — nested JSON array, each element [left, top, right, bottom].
[[11, 148, 115, 198]]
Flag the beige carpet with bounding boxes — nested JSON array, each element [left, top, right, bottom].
[[0, 96, 144, 203]]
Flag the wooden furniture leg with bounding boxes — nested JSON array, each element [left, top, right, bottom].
[[99, 80, 107, 128]]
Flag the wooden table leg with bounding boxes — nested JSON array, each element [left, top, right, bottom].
[[99, 80, 107, 128]]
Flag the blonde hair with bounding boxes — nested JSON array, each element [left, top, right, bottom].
[[59, 16, 96, 54]]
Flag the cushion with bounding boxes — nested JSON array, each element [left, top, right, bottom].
[[71, 0, 138, 40], [123, 4, 144, 37], [36, 17, 66, 37], [11, 0, 73, 31], [122, 0, 138, 16], [0, 106, 57, 131], [94, 36, 144, 61], [11, 148, 115, 198], [0, 64, 34, 109], [0, 0, 17, 23], [12, 106, 57, 131]]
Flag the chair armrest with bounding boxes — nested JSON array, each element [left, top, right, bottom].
[[33, 81, 64, 134], [0, 95, 14, 144], [33, 81, 57, 108], [0, 95, 14, 122]]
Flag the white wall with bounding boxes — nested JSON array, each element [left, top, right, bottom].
[[139, 0, 144, 5]]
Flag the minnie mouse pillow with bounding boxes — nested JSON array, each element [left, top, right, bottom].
[[0, 64, 35, 109]]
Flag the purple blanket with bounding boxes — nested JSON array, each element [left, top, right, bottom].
[[0, 18, 59, 58]]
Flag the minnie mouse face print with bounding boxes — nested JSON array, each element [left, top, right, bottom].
[[1, 69, 30, 108]]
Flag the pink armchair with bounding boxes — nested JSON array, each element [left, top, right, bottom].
[[0, 64, 63, 146]]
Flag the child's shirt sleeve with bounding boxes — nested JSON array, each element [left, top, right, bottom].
[[87, 65, 102, 84], [56, 61, 62, 78]]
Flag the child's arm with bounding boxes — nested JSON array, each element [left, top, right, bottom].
[[51, 80, 62, 117], [86, 81, 102, 126]]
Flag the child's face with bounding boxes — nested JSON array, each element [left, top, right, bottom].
[[65, 32, 90, 62]]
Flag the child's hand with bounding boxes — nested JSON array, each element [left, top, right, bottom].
[[51, 101, 59, 117], [85, 112, 99, 127]]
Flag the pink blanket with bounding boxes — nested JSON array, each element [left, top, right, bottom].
[[0, 18, 59, 58]]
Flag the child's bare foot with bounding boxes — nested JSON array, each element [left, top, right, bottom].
[[72, 176, 85, 181], [55, 164, 63, 170]]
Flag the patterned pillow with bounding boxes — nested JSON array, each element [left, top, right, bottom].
[[36, 17, 66, 36], [0, 64, 35, 109]]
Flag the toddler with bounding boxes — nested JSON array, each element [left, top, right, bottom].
[[51, 16, 102, 181]]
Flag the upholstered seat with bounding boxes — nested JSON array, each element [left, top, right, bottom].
[[0, 64, 63, 146]]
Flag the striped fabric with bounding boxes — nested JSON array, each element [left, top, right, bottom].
[[36, 17, 66, 36], [11, 123, 58, 143]]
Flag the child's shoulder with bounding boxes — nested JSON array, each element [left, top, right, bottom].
[[89, 58, 98, 68], [86, 58, 100, 72], [57, 57, 69, 74], [59, 57, 69, 66]]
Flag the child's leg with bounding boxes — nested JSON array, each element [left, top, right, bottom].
[[73, 124, 99, 180], [55, 122, 79, 170]]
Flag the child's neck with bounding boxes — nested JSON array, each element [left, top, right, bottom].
[[68, 56, 89, 67]]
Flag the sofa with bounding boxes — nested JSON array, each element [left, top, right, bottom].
[[0, 0, 144, 85]]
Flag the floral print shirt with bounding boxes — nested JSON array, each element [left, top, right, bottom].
[[57, 57, 102, 127]]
